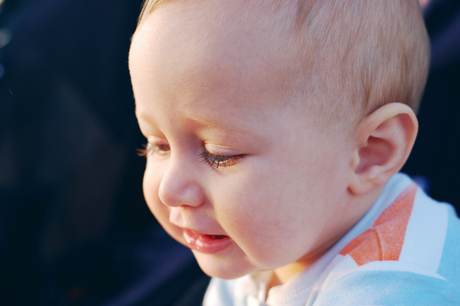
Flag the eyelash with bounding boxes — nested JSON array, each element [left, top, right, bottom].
[[199, 148, 245, 169], [137, 144, 244, 168], [137, 143, 170, 157]]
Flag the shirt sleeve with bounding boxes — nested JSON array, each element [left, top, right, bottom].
[[313, 270, 460, 306]]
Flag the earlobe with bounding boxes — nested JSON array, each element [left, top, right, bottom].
[[349, 103, 418, 195]]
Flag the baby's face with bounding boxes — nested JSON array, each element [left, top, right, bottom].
[[130, 1, 355, 279]]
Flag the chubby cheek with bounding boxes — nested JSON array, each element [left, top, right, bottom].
[[213, 154, 345, 268], [227, 205, 304, 268], [212, 176, 307, 268], [142, 162, 185, 246]]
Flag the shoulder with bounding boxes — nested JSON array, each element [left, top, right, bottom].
[[436, 204, 460, 288], [338, 181, 460, 279], [314, 179, 460, 305], [314, 268, 460, 306]]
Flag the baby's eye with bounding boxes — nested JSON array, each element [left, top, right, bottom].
[[137, 143, 171, 157], [199, 148, 245, 169]]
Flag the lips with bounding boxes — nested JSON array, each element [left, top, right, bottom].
[[183, 229, 232, 254]]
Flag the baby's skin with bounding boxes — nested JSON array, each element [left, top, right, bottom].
[[129, 0, 421, 288]]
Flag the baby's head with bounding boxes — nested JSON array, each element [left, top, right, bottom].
[[129, 0, 429, 281]]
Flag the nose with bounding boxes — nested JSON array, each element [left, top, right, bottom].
[[158, 157, 205, 208]]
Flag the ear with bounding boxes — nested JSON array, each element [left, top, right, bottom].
[[349, 103, 418, 195]]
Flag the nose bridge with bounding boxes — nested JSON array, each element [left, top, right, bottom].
[[158, 152, 204, 208]]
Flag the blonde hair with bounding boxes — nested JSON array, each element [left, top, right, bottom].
[[134, 0, 430, 120], [137, 0, 166, 28]]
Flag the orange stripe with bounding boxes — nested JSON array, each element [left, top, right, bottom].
[[339, 183, 418, 266]]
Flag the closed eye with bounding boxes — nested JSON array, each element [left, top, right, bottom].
[[199, 148, 245, 169]]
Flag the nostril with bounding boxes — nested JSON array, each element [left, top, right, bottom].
[[158, 176, 204, 208]]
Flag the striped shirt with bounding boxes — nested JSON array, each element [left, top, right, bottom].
[[203, 173, 460, 306]]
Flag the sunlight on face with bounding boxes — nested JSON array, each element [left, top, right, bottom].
[[419, 0, 431, 7], [129, 1, 356, 280]]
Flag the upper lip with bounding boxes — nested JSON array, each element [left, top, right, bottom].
[[169, 208, 228, 236], [168, 209, 228, 236], [171, 221, 228, 236], [183, 227, 228, 237]]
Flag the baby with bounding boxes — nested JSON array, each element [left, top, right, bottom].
[[129, 0, 460, 305]]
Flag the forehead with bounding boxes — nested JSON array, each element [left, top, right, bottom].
[[129, 0, 356, 136], [130, 1, 303, 125], [131, 1, 303, 97]]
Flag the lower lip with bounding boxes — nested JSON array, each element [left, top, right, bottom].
[[183, 229, 232, 254]]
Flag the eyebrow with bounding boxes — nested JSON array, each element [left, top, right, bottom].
[[182, 110, 255, 136], [187, 113, 234, 129], [136, 108, 256, 137]]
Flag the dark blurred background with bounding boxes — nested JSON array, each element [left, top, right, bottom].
[[0, 0, 209, 305], [402, 0, 460, 208], [0, 0, 458, 305]]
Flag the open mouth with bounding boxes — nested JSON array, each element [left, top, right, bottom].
[[209, 235, 228, 239], [183, 229, 232, 254]]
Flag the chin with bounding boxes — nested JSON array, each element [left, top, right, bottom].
[[192, 249, 255, 280]]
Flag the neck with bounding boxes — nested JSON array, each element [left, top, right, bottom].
[[269, 185, 385, 291], [273, 261, 306, 285]]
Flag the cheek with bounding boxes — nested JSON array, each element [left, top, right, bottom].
[[211, 169, 313, 267], [210, 151, 348, 267], [142, 161, 184, 244], [142, 161, 163, 216]]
